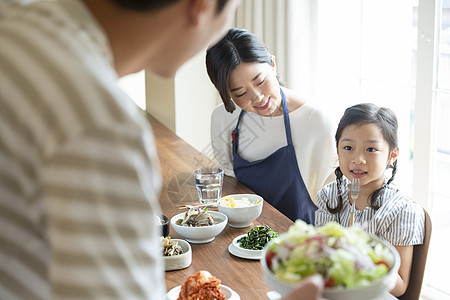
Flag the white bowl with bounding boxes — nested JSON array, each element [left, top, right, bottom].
[[166, 284, 240, 300], [260, 235, 400, 300], [228, 234, 263, 260], [170, 211, 228, 244], [163, 239, 192, 271], [217, 194, 263, 228]]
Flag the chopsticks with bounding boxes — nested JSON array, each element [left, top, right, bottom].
[[176, 203, 216, 209]]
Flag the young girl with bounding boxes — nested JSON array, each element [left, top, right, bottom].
[[315, 103, 425, 297]]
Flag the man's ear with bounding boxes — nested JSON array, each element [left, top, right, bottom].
[[389, 147, 399, 164], [187, 0, 213, 27]]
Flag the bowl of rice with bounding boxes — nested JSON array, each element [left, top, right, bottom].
[[217, 194, 263, 228]]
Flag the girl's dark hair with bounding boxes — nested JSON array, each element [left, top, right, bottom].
[[206, 28, 276, 113], [110, 0, 229, 13], [327, 103, 399, 214]]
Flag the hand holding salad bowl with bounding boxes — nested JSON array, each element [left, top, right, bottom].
[[261, 220, 400, 300]]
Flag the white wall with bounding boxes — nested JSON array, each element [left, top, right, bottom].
[[174, 50, 220, 153], [146, 50, 220, 154], [146, 70, 176, 132]]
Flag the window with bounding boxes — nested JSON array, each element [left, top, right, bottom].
[[311, 0, 415, 191], [427, 0, 450, 298], [118, 70, 146, 110], [297, 0, 450, 298]]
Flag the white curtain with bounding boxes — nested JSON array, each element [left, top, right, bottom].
[[234, 0, 317, 96]]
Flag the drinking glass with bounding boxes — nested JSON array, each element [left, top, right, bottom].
[[194, 168, 224, 204]]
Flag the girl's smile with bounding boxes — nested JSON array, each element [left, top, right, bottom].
[[337, 123, 398, 195], [350, 169, 367, 178]]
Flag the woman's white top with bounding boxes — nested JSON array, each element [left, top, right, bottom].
[[211, 101, 337, 204]]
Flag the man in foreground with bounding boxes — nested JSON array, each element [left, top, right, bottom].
[[0, 0, 323, 299]]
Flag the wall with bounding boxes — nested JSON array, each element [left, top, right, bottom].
[[146, 50, 220, 154]]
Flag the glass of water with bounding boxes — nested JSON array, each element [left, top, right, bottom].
[[194, 168, 224, 204]]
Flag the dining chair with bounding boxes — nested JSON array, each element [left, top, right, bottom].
[[398, 207, 432, 300]]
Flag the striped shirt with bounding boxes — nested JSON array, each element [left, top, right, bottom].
[[315, 179, 425, 246], [0, 0, 35, 17], [0, 1, 165, 299]]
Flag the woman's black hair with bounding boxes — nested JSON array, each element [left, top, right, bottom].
[[206, 28, 276, 113], [326, 103, 399, 214], [110, 0, 229, 13]]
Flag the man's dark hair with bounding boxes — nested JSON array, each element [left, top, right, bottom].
[[110, 0, 229, 14]]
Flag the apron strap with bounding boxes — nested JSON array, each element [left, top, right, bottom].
[[280, 88, 293, 146], [232, 110, 245, 150]]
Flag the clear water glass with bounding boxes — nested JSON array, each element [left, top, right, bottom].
[[194, 168, 224, 204]]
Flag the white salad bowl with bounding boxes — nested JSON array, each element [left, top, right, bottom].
[[170, 211, 228, 244], [163, 239, 192, 271], [260, 226, 400, 300], [217, 194, 263, 228]]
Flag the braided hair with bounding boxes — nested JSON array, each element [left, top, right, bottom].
[[326, 103, 398, 214]]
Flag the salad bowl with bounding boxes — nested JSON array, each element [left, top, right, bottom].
[[260, 221, 400, 300]]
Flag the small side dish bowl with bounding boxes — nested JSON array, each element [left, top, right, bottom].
[[170, 211, 228, 244], [217, 194, 263, 228], [228, 234, 263, 260], [159, 214, 170, 237], [163, 239, 192, 271], [232, 234, 263, 257]]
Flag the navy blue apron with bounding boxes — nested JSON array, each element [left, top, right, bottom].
[[232, 89, 317, 223]]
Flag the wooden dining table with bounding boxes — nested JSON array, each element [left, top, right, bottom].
[[147, 113, 294, 299]]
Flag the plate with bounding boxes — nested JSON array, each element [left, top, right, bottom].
[[228, 234, 263, 260], [266, 291, 282, 300], [167, 284, 240, 300]]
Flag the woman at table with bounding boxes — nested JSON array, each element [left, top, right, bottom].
[[206, 28, 336, 223]]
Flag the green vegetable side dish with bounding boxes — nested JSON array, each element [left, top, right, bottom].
[[237, 225, 280, 250], [265, 220, 396, 289]]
